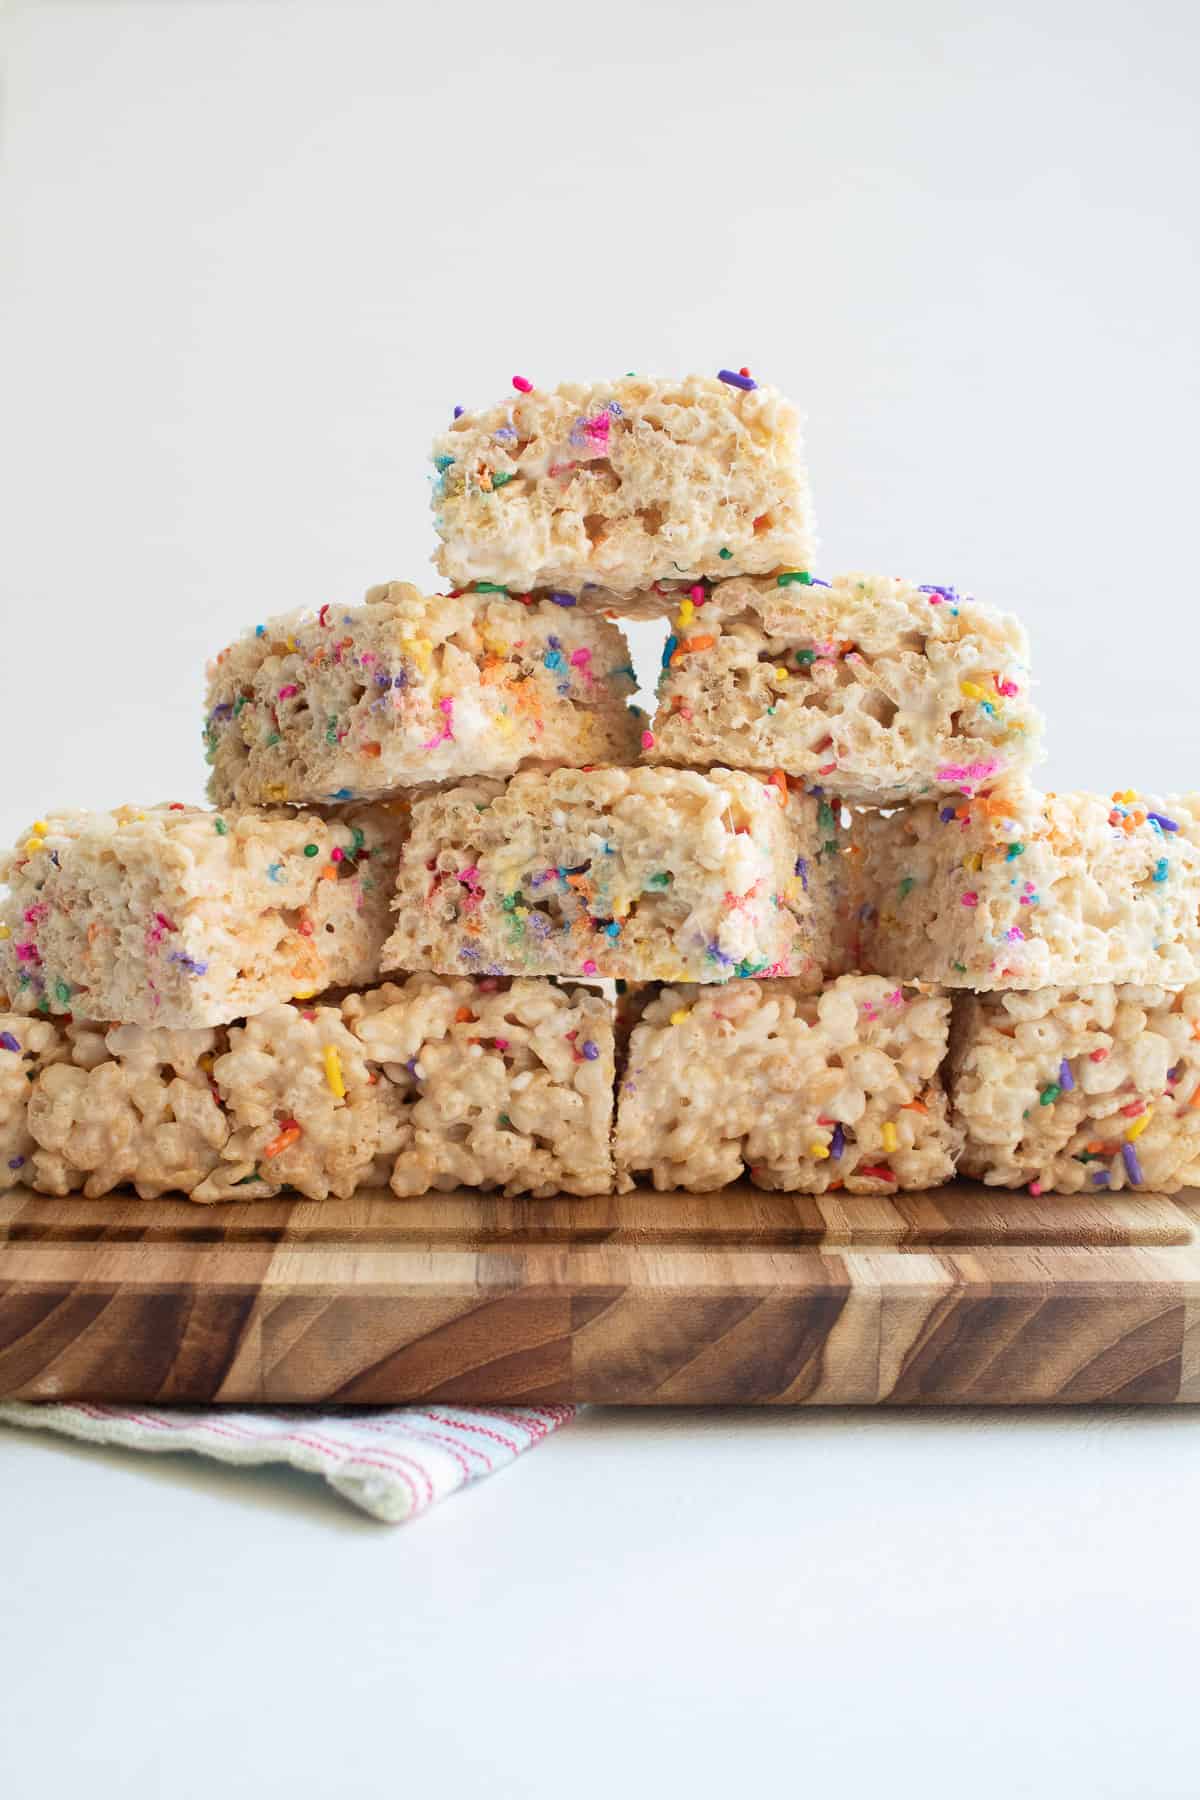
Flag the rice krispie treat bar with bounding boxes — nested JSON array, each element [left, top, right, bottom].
[[0, 1013, 69, 1191], [615, 975, 960, 1193], [949, 983, 1200, 1193], [14, 976, 615, 1201], [204, 582, 642, 808], [0, 803, 409, 1029], [431, 371, 816, 606], [646, 573, 1040, 804], [856, 787, 1200, 990], [383, 765, 848, 986]]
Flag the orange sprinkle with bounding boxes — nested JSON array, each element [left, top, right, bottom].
[[362, 742, 381, 759], [901, 1098, 929, 1113], [768, 768, 788, 803], [672, 635, 716, 661], [455, 1007, 477, 1023], [1190, 1089, 1200, 1110], [320, 863, 337, 880], [263, 1123, 301, 1159]]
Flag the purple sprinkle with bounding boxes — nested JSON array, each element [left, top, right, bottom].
[[1122, 1143, 1143, 1186], [169, 952, 209, 976], [405, 1057, 419, 1077], [939, 805, 957, 823], [1147, 812, 1179, 833], [453, 405, 464, 419], [1091, 1169, 1111, 1187], [549, 592, 578, 607], [1168, 1065, 1181, 1083], [707, 940, 735, 967], [717, 369, 757, 391], [581, 1040, 600, 1060], [794, 855, 809, 891], [1059, 1058, 1075, 1092], [830, 1124, 845, 1160], [0, 1031, 20, 1054], [8, 1155, 24, 1170]]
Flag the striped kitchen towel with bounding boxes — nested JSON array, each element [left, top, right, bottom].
[[0, 1401, 575, 1523]]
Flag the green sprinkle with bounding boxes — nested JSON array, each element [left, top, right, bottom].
[[351, 827, 365, 851], [233, 695, 247, 716], [1006, 843, 1024, 860], [265, 732, 281, 747], [434, 455, 454, 472], [899, 877, 915, 898], [817, 801, 835, 832], [214, 819, 228, 836], [952, 961, 967, 973], [326, 717, 338, 745], [718, 548, 732, 560], [498, 1113, 512, 1127], [648, 871, 672, 888], [492, 472, 514, 488], [1039, 1084, 1061, 1106], [795, 649, 815, 665], [303, 843, 319, 857], [777, 571, 813, 587], [54, 979, 71, 1005], [474, 581, 509, 594]]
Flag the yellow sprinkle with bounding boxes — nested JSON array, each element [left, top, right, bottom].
[[199, 1053, 214, 1074], [1125, 1109, 1152, 1142], [1113, 789, 1137, 804], [31, 820, 48, 834], [293, 987, 317, 1000], [0, 926, 10, 941], [669, 1008, 690, 1026], [286, 637, 296, 652], [773, 666, 789, 682], [881, 1121, 898, 1153], [23, 839, 46, 856], [677, 598, 695, 628], [963, 853, 981, 874], [324, 1044, 346, 1099], [960, 681, 987, 701], [264, 784, 289, 801], [809, 1142, 830, 1160]]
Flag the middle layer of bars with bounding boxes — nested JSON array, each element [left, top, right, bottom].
[[383, 766, 849, 985]]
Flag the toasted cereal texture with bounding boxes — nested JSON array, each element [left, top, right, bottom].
[[614, 975, 960, 1194], [948, 983, 1200, 1193], [0, 802, 409, 1028], [646, 572, 1041, 804], [9, 977, 616, 1202], [382, 765, 848, 987], [343, 975, 615, 1197], [0, 1013, 69, 1191], [431, 373, 816, 602], [204, 583, 643, 807], [856, 787, 1200, 990]]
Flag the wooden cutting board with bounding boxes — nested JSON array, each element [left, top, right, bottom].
[[2, 1184, 1198, 1405]]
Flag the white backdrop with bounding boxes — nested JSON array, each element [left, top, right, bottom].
[[4, 0, 1199, 847]]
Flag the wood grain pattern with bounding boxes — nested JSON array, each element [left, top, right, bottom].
[[2, 1183, 1199, 1405]]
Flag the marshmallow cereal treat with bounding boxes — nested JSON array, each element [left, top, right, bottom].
[[949, 983, 1200, 1194], [11, 976, 615, 1201], [646, 573, 1040, 805], [383, 766, 848, 986], [0, 803, 409, 1029], [615, 975, 960, 1194], [204, 582, 643, 808], [431, 371, 816, 605], [856, 787, 1200, 990]]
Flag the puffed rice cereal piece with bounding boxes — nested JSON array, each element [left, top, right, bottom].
[[382, 765, 849, 986], [646, 572, 1041, 805], [614, 974, 960, 1193], [856, 786, 1200, 990], [204, 582, 643, 808], [0, 802, 410, 1028], [431, 372, 815, 605], [948, 983, 1200, 1193]]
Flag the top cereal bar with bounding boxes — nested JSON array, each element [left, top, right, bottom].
[[431, 371, 816, 607]]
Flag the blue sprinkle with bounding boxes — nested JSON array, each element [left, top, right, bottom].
[[939, 805, 957, 823], [604, 921, 621, 937], [434, 455, 454, 472], [266, 862, 283, 883], [1059, 1058, 1074, 1092], [717, 369, 757, 391], [543, 650, 564, 672], [169, 951, 209, 977], [331, 788, 352, 800], [255, 624, 265, 637], [1153, 858, 1169, 883], [662, 635, 678, 667], [706, 941, 735, 967]]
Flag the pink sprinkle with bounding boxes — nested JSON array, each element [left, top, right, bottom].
[[1004, 926, 1025, 942], [570, 648, 591, 667], [689, 584, 706, 605], [641, 730, 655, 750], [23, 903, 48, 926], [995, 675, 1019, 697], [277, 684, 298, 700], [331, 847, 344, 863], [961, 892, 979, 908], [493, 1037, 510, 1051], [1089, 1048, 1109, 1062], [512, 375, 533, 393], [937, 758, 1000, 785], [1029, 1181, 1044, 1196], [887, 988, 905, 1007], [15, 942, 41, 964], [581, 959, 598, 975], [154, 912, 178, 933]]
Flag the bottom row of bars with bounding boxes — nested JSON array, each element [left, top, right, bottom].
[[2, 972, 1199, 1202]]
